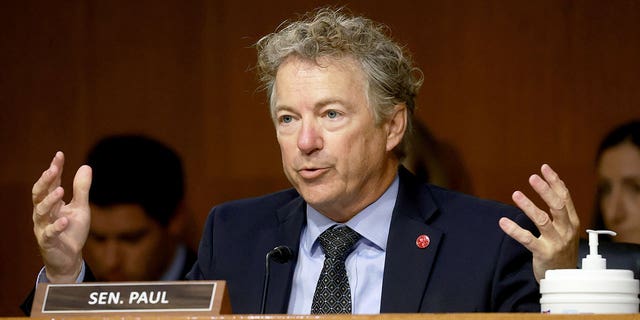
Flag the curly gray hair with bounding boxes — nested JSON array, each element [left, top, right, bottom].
[[255, 7, 423, 159]]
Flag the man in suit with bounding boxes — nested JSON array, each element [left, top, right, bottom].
[[28, 7, 579, 314]]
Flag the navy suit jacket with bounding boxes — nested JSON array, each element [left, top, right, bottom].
[[187, 167, 540, 313]]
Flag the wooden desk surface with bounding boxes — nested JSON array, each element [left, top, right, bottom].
[[3, 313, 640, 320]]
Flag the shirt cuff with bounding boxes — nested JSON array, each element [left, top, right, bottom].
[[36, 261, 86, 284]]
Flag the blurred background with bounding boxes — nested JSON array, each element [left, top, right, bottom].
[[1, 0, 638, 315]]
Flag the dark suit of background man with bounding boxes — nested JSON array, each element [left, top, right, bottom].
[[27, 7, 579, 314]]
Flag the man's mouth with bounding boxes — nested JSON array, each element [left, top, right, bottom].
[[297, 167, 329, 179]]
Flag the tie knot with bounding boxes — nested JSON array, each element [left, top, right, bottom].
[[317, 226, 361, 259]]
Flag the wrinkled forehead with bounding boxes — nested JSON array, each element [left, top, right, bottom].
[[269, 55, 369, 117]]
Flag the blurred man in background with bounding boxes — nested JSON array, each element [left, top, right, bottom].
[[83, 134, 195, 281]]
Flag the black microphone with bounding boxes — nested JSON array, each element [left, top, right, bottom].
[[260, 245, 294, 314]]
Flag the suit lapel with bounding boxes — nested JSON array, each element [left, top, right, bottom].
[[263, 196, 306, 314], [381, 167, 443, 313], [260, 167, 442, 313]]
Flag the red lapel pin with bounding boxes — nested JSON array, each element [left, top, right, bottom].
[[416, 234, 430, 249]]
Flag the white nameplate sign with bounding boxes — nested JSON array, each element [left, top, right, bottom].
[[31, 280, 231, 316]]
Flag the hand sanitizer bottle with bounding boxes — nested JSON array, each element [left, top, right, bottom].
[[540, 230, 640, 313]]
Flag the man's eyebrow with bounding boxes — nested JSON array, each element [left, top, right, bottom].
[[622, 176, 640, 183], [315, 98, 348, 109], [274, 98, 351, 113], [274, 104, 295, 114], [117, 228, 149, 239]]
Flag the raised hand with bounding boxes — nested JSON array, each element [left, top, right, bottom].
[[499, 164, 580, 282], [32, 151, 92, 283]]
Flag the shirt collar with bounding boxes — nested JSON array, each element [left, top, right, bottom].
[[160, 244, 187, 281]]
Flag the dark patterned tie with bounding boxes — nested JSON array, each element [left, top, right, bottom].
[[311, 226, 361, 314]]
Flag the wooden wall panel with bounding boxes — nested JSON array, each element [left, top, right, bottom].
[[0, 0, 638, 315], [0, 0, 89, 315]]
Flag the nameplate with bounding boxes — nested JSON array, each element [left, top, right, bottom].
[[31, 280, 231, 316]]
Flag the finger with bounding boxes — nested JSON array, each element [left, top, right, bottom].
[[528, 173, 567, 223], [32, 166, 59, 205], [499, 217, 538, 253], [70, 165, 92, 208], [32, 170, 54, 205], [49, 151, 65, 193], [33, 186, 64, 225], [32, 152, 64, 204], [540, 164, 565, 195], [41, 216, 70, 244], [512, 190, 559, 239], [528, 173, 562, 211], [540, 164, 579, 227]]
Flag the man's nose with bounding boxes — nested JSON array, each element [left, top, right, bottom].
[[102, 241, 122, 268], [297, 120, 323, 154], [604, 185, 626, 224]]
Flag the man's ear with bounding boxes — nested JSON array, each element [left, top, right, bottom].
[[385, 104, 407, 152]]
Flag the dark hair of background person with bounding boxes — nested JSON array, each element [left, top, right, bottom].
[[86, 134, 185, 226], [402, 120, 474, 194], [592, 120, 640, 233]]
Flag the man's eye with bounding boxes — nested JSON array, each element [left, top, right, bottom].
[[280, 115, 293, 123], [598, 181, 611, 196], [89, 234, 107, 242], [121, 236, 143, 244], [327, 110, 339, 119], [628, 181, 640, 193], [120, 232, 146, 244]]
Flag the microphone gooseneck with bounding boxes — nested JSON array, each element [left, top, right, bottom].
[[260, 245, 294, 314]]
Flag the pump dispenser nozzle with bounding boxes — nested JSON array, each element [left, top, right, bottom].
[[582, 229, 617, 270]]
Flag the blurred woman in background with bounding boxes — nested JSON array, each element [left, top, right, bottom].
[[593, 120, 640, 244]]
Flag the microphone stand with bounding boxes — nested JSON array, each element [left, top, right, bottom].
[[260, 251, 274, 314], [260, 246, 293, 314]]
